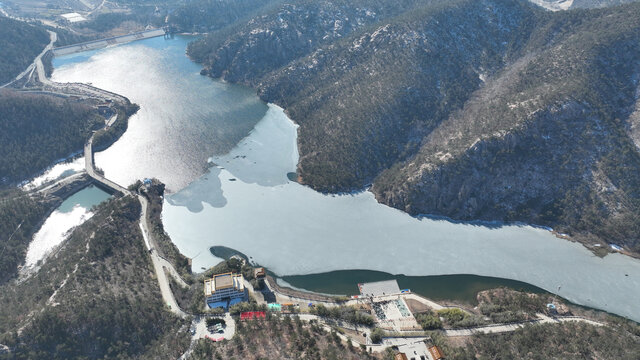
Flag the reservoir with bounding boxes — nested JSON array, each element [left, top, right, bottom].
[[52, 36, 268, 192], [52, 36, 640, 322]]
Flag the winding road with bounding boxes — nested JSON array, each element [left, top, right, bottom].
[[84, 129, 190, 319], [138, 195, 189, 318], [442, 313, 603, 337], [11, 23, 612, 359], [0, 30, 56, 89], [10, 26, 194, 320]]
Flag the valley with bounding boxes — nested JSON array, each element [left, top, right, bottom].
[[1, 1, 640, 359]]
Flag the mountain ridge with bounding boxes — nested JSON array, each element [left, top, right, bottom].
[[185, 0, 640, 253]]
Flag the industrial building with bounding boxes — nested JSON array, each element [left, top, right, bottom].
[[204, 272, 248, 309]]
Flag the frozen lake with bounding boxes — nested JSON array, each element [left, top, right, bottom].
[[163, 105, 640, 322], [52, 36, 640, 322]]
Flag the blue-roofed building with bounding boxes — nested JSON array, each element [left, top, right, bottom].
[[204, 272, 248, 310]]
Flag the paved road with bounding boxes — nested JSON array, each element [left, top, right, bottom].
[[443, 313, 603, 337], [17, 25, 191, 322], [138, 195, 188, 318], [179, 314, 237, 360], [79, 95, 189, 321], [83, 138, 129, 195], [1, 30, 56, 88], [53, 29, 166, 56], [88, 0, 107, 16], [8, 21, 196, 355]]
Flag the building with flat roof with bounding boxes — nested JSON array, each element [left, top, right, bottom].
[[428, 345, 445, 360], [60, 12, 87, 23], [204, 272, 248, 309], [397, 340, 433, 360], [254, 267, 266, 278], [358, 279, 401, 297]]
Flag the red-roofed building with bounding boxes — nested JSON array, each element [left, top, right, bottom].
[[240, 311, 266, 321]]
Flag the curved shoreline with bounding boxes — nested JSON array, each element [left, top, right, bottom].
[[45, 35, 640, 323]]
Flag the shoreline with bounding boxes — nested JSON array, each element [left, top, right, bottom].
[[190, 45, 638, 262], [48, 34, 640, 323]]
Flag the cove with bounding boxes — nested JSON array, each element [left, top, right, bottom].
[[23, 185, 110, 272], [50, 36, 640, 322]]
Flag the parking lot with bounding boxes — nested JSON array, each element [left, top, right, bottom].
[[191, 313, 236, 341]]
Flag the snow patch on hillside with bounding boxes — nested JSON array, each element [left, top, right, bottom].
[[529, 0, 574, 11]]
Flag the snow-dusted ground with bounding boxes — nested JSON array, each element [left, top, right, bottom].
[[529, 0, 574, 11], [163, 105, 640, 322], [21, 186, 110, 275], [48, 35, 640, 322], [24, 206, 92, 268], [22, 157, 85, 190]]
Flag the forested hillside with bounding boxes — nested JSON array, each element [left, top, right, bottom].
[[569, 0, 638, 8], [182, 0, 640, 253], [444, 321, 640, 359], [169, 0, 284, 33], [0, 196, 190, 359], [0, 90, 103, 185], [373, 3, 640, 252], [188, 0, 540, 189], [0, 190, 50, 284], [0, 17, 49, 85]]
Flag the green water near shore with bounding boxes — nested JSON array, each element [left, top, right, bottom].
[[282, 270, 546, 304], [58, 185, 111, 213]]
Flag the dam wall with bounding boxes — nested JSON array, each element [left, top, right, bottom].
[[53, 29, 166, 56]]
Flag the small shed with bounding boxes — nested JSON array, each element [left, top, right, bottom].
[[394, 353, 409, 360], [254, 267, 266, 278], [428, 345, 445, 360]]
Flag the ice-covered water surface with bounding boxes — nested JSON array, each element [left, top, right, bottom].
[[22, 157, 85, 190], [23, 186, 110, 271], [163, 105, 640, 322], [49, 35, 640, 321]]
